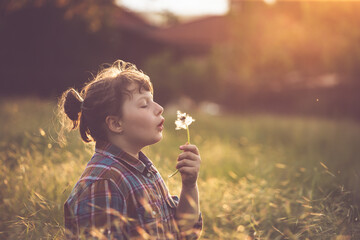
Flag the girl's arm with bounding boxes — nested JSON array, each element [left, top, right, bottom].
[[175, 144, 201, 231]]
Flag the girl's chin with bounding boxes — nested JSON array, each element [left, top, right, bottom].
[[146, 134, 163, 146], [157, 134, 163, 141], [154, 134, 163, 143]]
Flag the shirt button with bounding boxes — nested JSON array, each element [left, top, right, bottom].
[[146, 173, 151, 178], [152, 210, 157, 216]]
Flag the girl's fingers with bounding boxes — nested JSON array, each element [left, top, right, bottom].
[[179, 144, 199, 155], [177, 151, 199, 162], [178, 166, 198, 175], [176, 159, 198, 169]]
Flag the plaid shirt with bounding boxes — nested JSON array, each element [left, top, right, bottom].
[[64, 140, 202, 239]]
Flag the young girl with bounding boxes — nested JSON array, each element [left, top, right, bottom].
[[59, 60, 202, 239]]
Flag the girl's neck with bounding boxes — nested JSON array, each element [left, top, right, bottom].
[[124, 148, 140, 159], [109, 137, 142, 159]]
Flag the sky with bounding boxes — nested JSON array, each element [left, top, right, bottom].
[[117, 0, 229, 16]]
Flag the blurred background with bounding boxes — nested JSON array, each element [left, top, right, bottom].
[[2, 1, 360, 239], [1, 0, 359, 119]]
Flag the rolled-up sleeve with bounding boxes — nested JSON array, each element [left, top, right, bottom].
[[64, 179, 128, 239]]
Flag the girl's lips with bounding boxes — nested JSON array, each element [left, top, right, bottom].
[[157, 118, 165, 129], [158, 118, 165, 126]]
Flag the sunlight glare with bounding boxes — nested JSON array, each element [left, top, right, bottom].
[[118, 0, 229, 16], [264, 0, 277, 5]]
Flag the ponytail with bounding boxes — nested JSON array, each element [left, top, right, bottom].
[[57, 88, 89, 145], [63, 89, 83, 129]]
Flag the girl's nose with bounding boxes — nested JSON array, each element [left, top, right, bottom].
[[155, 102, 164, 115]]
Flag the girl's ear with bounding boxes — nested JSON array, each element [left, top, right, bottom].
[[105, 116, 123, 134]]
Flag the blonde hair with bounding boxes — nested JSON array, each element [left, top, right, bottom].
[[58, 60, 153, 144]]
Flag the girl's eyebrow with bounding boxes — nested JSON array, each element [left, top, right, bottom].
[[137, 95, 153, 102]]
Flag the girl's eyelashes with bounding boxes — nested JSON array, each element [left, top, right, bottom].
[[139, 97, 153, 108], [140, 101, 149, 108]]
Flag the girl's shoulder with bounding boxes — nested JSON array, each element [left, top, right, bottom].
[[85, 152, 130, 177], [75, 153, 133, 191]]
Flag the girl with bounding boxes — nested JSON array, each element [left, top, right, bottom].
[[59, 60, 202, 239]]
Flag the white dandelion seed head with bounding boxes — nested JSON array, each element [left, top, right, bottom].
[[175, 110, 195, 130], [177, 110, 187, 120], [185, 116, 195, 126]]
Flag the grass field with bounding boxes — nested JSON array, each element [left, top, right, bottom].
[[1, 98, 360, 239]]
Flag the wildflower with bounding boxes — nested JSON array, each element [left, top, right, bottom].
[[175, 111, 195, 130], [169, 111, 195, 178]]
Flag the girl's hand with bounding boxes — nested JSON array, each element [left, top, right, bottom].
[[176, 143, 201, 188]]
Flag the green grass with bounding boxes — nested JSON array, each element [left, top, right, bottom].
[[1, 98, 360, 239]]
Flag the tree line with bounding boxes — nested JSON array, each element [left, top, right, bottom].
[[1, 1, 359, 119]]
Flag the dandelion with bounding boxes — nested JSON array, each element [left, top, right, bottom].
[[169, 111, 195, 178], [175, 111, 195, 142]]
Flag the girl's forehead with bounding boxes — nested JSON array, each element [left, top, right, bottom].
[[126, 84, 152, 99], [128, 88, 153, 101]]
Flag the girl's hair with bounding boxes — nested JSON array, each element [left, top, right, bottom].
[[57, 60, 153, 144]]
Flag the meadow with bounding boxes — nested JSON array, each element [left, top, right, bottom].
[[1, 98, 360, 239]]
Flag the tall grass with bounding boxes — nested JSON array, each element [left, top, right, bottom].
[[0, 98, 360, 239]]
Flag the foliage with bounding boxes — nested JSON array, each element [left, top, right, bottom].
[[1, 0, 115, 32], [1, 98, 360, 239], [143, 51, 222, 104], [0, 0, 161, 97], [143, 2, 360, 118], [217, 2, 360, 88], [1, 1, 360, 120]]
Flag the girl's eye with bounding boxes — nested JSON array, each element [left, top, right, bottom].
[[141, 105, 148, 108]]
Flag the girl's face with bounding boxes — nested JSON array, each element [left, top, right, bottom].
[[120, 87, 164, 149]]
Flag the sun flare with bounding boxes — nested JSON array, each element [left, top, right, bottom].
[[264, 0, 277, 5]]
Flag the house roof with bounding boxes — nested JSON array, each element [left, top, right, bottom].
[[109, 6, 231, 54], [111, 7, 156, 32], [149, 15, 231, 49]]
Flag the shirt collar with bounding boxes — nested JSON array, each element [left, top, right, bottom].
[[95, 140, 153, 174]]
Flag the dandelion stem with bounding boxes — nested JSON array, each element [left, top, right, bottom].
[[168, 169, 179, 178], [170, 111, 194, 178], [187, 125, 190, 144], [169, 126, 191, 178]]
